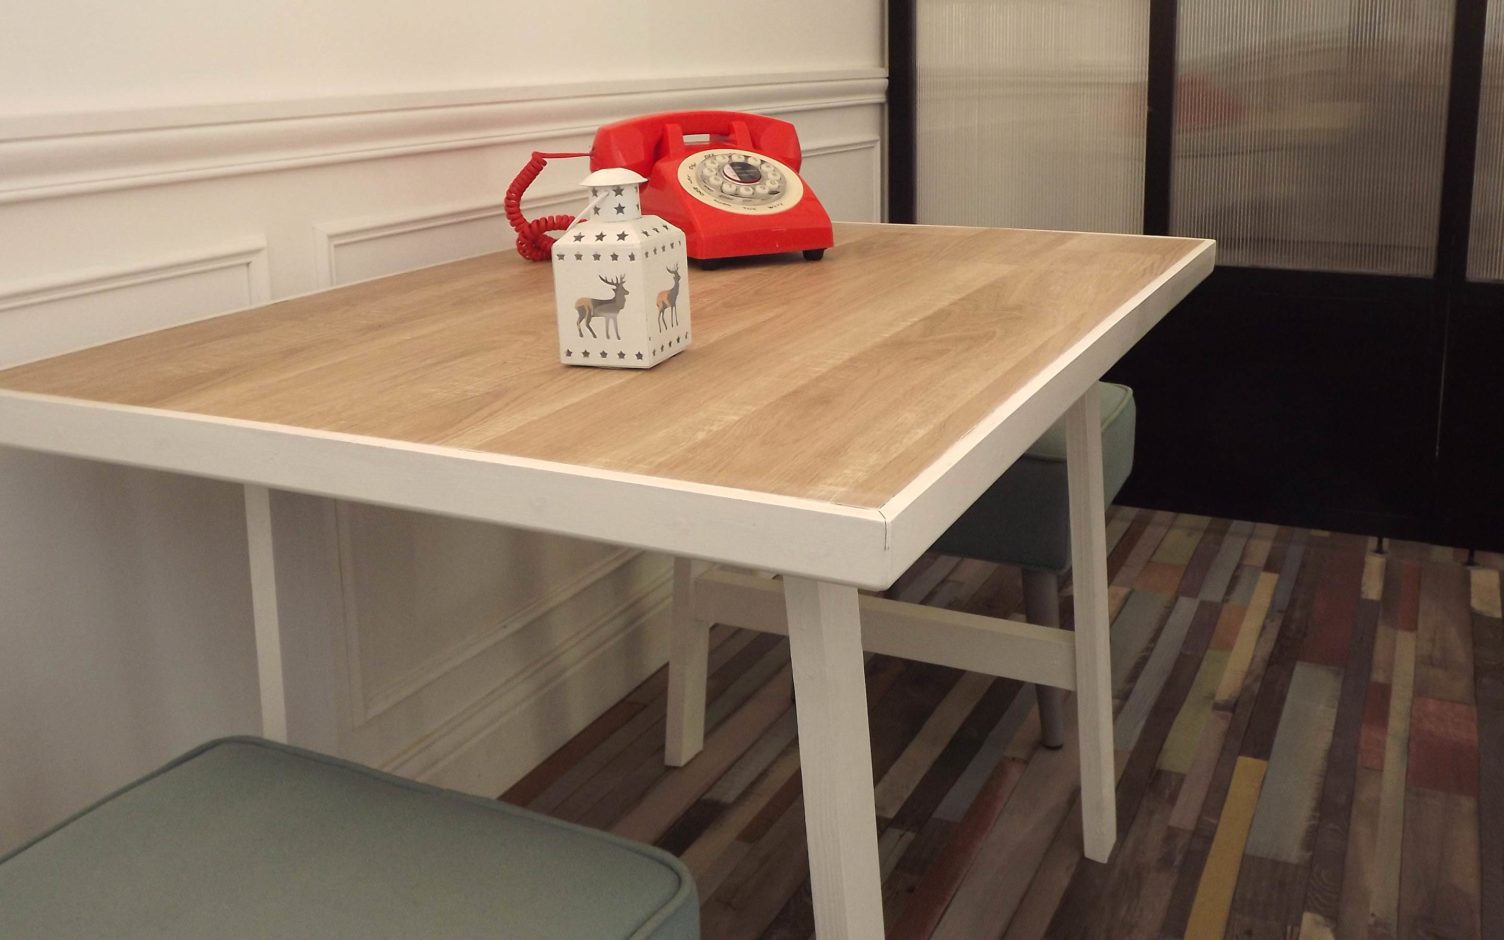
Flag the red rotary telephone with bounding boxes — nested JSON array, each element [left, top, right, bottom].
[[506, 111, 833, 265]]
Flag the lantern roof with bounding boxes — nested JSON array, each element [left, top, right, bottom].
[[580, 167, 648, 188]]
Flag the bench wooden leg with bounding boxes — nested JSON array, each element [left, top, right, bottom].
[[665, 557, 709, 766], [242, 488, 348, 753], [1022, 567, 1067, 750], [245, 484, 290, 744]]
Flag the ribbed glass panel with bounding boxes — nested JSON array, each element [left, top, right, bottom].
[[1171, 0, 1454, 275], [914, 0, 1149, 234], [1470, 2, 1504, 281]]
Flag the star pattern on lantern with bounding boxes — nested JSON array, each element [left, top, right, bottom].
[[572, 233, 585, 242], [616, 232, 629, 241], [594, 232, 607, 242]]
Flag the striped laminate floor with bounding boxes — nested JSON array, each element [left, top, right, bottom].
[[500, 508, 1503, 939]]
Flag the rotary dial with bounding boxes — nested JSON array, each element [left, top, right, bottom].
[[677, 149, 805, 215]]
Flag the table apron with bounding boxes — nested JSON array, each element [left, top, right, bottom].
[[0, 389, 893, 587]]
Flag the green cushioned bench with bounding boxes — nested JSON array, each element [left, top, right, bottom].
[[0, 737, 698, 939], [932, 381, 1136, 574]]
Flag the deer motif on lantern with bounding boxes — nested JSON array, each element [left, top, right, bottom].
[[551, 168, 692, 369]]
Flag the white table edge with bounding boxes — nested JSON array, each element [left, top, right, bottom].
[[0, 388, 893, 587]]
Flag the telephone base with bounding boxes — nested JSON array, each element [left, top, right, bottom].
[[693, 249, 826, 270]]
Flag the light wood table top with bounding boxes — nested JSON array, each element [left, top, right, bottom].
[[0, 222, 1213, 586]]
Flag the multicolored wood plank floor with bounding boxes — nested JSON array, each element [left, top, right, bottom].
[[501, 508, 1504, 939]]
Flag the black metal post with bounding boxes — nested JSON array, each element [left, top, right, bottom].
[[886, 0, 918, 224]]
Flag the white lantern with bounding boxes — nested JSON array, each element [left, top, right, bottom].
[[551, 168, 691, 369]]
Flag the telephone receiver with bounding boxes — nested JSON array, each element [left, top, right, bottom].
[[591, 111, 832, 265], [505, 111, 832, 265]]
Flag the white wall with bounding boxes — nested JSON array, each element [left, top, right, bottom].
[[0, 0, 885, 850], [1, 1, 882, 114]]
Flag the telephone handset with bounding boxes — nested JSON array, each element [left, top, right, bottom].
[[505, 111, 833, 264]]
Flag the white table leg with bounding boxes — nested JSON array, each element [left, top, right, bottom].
[[244, 484, 289, 743], [665, 557, 709, 766], [1066, 384, 1117, 862], [784, 576, 885, 939]]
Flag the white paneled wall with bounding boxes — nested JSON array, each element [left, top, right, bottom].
[[0, 1, 885, 850]]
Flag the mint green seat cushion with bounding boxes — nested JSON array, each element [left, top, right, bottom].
[[933, 382, 1135, 573], [0, 737, 697, 939]]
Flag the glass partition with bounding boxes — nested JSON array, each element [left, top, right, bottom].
[[914, 0, 1150, 235], [1471, 1, 1504, 281], [1171, 0, 1455, 275]]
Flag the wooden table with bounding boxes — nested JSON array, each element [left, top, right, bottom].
[[0, 222, 1213, 938]]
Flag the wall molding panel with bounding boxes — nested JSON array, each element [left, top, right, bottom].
[[313, 137, 883, 289], [0, 70, 887, 205], [802, 137, 884, 228], [317, 203, 507, 291], [804, 137, 884, 158], [0, 243, 270, 369], [0, 243, 269, 313], [315, 192, 579, 289]]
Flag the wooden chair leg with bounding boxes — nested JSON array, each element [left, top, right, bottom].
[[665, 558, 709, 766], [1021, 567, 1067, 750]]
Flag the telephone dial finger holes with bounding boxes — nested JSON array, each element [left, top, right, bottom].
[[677, 148, 805, 215]]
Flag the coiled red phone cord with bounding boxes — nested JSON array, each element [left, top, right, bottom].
[[505, 151, 590, 261]]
